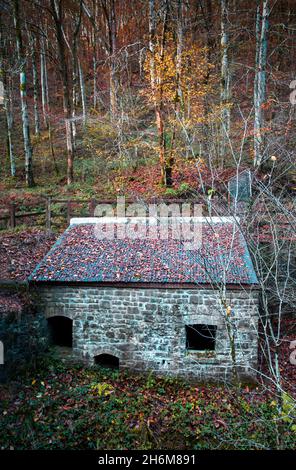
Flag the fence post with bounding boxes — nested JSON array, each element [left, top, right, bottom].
[[9, 203, 16, 228], [67, 201, 71, 225], [90, 198, 96, 216], [46, 196, 51, 232]]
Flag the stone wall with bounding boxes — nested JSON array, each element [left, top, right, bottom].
[[35, 285, 259, 382]]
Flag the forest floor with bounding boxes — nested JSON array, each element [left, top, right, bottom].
[[0, 356, 295, 450]]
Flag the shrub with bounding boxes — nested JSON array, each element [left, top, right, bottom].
[[0, 312, 49, 383]]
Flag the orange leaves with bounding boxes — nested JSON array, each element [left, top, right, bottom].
[[144, 34, 217, 125]]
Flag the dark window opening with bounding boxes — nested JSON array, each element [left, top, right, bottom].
[[94, 354, 119, 369], [185, 324, 217, 351], [47, 316, 73, 347]]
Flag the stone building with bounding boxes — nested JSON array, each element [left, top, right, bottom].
[[29, 217, 259, 382]]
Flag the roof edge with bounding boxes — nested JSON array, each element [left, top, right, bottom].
[[28, 280, 260, 290], [70, 216, 241, 225]]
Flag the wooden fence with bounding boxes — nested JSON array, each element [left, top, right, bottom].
[[0, 203, 47, 229], [0, 197, 196, 231], [0, 197, 100, 231]]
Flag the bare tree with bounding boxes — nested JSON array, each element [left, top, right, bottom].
[[40, 33, 58, 175], [27, 30, 40, 137], [13, 0, 34, 187], [220, 0, 231, 167], [78, 57, 87, 128], [254, 0, 269, 167], [0, 19, 15, 177], [49, 0, 75, 185], [70, 0, 83, 145]]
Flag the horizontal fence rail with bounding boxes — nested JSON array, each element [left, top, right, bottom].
[[0, 197, 200, 231]]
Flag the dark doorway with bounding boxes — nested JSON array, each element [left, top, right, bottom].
[[47, 316, 73, 347], [94, 354, 119, 369]]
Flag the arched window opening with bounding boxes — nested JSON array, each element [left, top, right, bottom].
[[94, 354, 119, 369]]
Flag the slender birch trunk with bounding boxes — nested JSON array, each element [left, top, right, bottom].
[[93, 38, 97, 109], [71, 4, 83, 146], [254, 0, 269, 167], [1, 69, 15, 176], [40, 37, 58, 175], [91, 1, 97, 110], [109, 0, 117, 121], [72, 47, 79, 111], [220, 0, 231, 168], [26, 25, 40, 136], [40, 37, 48, 128], [30, 33, 41, 137], [78, 58, 87, 128], [13, 0, 34, 187], [72, 42, 78, 146], [0, 24, 15, 176]]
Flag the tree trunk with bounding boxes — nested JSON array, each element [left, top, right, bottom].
[[82, 0, 99, 110], [109, 0, 117, 120], [13, 0, 34, 187], [176, 0, 184, 112], [155, 106, 166, 185], [40, 36, 48, 127], [168, 0, 185, 181], [1, 70, 15, 176], [30, 34, 41, 137], [72, 43, 78, 146], [78, 58, 87, 128], [254, 0, 269, 167], [148, 0, 156, 91], [93, 39, 98, 109], [220, 0, 231, 168], [149, 0, 172, 186], [50, 0, 74, 185], [71, 2, 83, 147], [40, 36, 58, 174]]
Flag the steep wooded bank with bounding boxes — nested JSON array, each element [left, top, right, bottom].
[[0, 0, 295, 193]]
